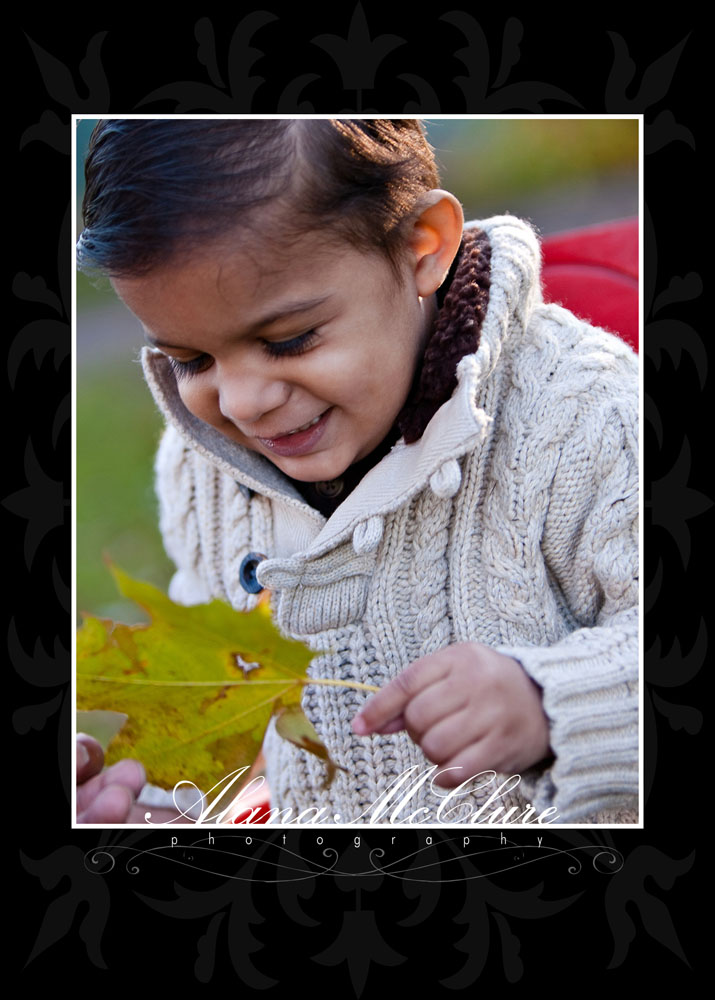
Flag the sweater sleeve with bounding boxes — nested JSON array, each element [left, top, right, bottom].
[[496, 355, 640, 823]]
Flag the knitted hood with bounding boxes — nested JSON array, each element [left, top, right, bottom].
[[142, 215, 543, 553]]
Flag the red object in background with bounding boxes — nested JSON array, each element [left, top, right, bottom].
[[541, 218, 639, 352]]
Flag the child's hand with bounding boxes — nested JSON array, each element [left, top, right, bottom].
[[76, 734, 146, 822], [351, 643, 552, 786], [76, 734, 188, 824]]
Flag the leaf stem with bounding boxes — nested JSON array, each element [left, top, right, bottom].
[[80, 674, 380, 693], [307, 677, 380, 693]]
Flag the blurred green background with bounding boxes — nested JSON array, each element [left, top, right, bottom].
[[76, 117, 638, 622]]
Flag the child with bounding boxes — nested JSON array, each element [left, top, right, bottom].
[[77, 119, 638, 825]]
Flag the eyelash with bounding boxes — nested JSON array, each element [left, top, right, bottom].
[[168, 331, 318, 380], [168, 355, 212, 380], [263, 329, 318, 360]]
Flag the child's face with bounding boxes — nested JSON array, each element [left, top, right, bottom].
[[113, 233, 435, 483]]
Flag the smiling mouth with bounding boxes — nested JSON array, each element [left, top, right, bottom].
[[255, 409, 332, 457], [280, 414, 323, 437], [257, 410, 327, 442]]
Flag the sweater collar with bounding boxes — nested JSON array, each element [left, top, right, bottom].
[[141, 215, 542, 540]]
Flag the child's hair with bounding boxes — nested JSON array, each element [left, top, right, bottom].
[[78, 119, 440, 280]]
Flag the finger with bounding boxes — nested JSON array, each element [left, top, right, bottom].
[[402, 679, 474, 737], [370, 713, 406, 735], [419, 709, 483, 765], [352, 655, 450, 735], [128, 804, 196, 824], [103, 758, 146, 796], [431, 741, 502, 789], [76, 759, 146, 816], [78, 783, 135, 824], [76, 734, 104, 783]]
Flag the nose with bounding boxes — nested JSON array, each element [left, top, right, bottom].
[[217, 365, 291, 427]]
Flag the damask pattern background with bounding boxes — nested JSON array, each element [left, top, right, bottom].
[[11, 9, 706, 987]]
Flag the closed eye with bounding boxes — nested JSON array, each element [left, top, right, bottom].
[[168, 354, 213, 380], [263, 330, 317, 359], [166, 329, 318, 379]]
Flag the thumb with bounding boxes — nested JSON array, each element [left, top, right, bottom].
[[76, 734, 104, 783]]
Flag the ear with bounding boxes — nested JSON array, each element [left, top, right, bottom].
[[407, 190, 465, 297]]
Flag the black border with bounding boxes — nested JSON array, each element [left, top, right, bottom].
[[12, 11, 705, 986]]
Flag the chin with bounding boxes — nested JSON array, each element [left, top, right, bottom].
[[277, 454, 349, 483]]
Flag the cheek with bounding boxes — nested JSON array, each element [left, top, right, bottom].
[[344, 359, 412, 426], [334, 365, 384, 412], [177, 381, 216, 422]]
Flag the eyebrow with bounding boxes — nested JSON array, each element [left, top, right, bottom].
[[144, 295, 333, 349]]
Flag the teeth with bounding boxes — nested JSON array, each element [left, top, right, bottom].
[[285, 414, 322, 436]]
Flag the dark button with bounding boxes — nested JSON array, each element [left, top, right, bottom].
[[314, 478, 344, 499], [239, 552, 266, 594]]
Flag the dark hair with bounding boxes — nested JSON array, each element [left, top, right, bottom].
[[78, 119, 440, 279]]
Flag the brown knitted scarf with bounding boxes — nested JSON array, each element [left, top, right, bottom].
[[398, 226, 491, 443]]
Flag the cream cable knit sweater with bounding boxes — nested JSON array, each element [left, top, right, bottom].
[[142, 216, 640, 825]]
